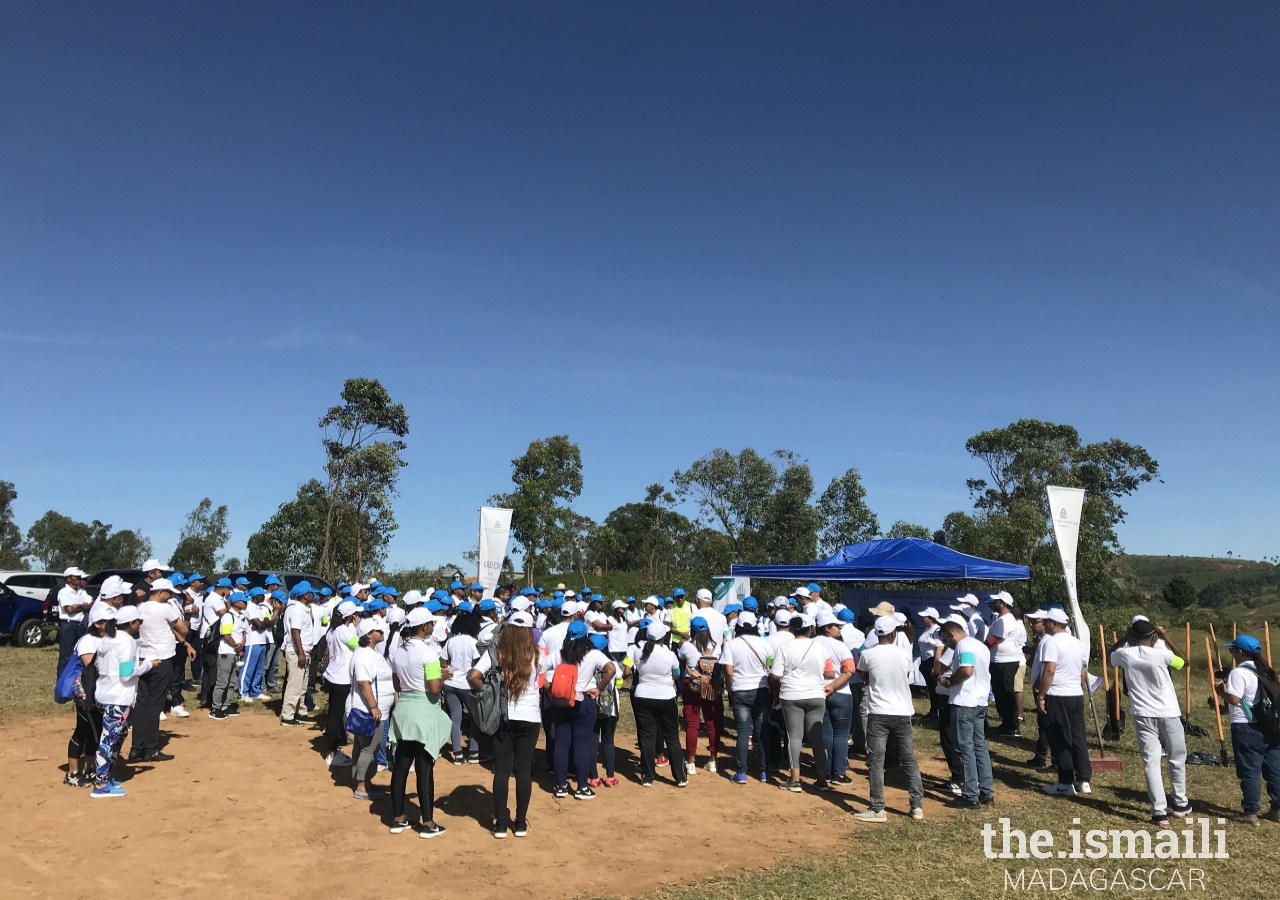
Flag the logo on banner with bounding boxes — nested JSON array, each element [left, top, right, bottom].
[[1059, 508, 1068, 519]]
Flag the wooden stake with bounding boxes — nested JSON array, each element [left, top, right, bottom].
[[1112, 629, 1121, 720], [1184, 622, 1192, 715], [1209, 622, 1224, 672], [1206, 635, 1227, 765], [1267, 621, 1273, 668], [1232, 622, 1238, 667], [1099, 624, 1109, 691]]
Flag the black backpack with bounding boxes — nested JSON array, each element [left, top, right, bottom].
[[1249, 664, 1280, 737]]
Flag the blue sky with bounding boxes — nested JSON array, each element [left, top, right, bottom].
[[2, 4, 1277, 569]]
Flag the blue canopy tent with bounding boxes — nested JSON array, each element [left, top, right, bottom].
[[730, 537, 1030, 582]]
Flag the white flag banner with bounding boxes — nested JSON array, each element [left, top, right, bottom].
[[478, 507, 513, 599], [1046, 485, 1089, 661]]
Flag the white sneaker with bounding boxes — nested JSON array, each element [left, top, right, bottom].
[[377, 764, 388, 774], [1075, 781, 1092, 795], [239, 696, 255, 705], [324, 753, 334, 766], [686, 763, 696, 777], [159, 711, 167, 721], [332, 751, 353, 767], [948, 782, 962, 795], [704, 760, 717, 773], [1042, 783, 1077, 797], [169, 705, 189, 718]]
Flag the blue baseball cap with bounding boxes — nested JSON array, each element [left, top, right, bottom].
[[370, 580, 382, 589], [1226, 634, 1262, 654], [457, 601, 474, 613], [426, 599, 446, 613], [554, 590, 564, 598], [187, 572, 206, 583], [535, 599, 550, 610], [234, 577, 250, 586], [672, 587, 685, 597], [807, 583, 821, 593], [271, 590, 287, 602], [520, 587, 535, 596], [363, 599, 389, 612], [581, 587, 593, 595], [264, 574, 282, 586], [336, 581, 348, 590], [169, 573, 187, 587], [626, 596, 635, 603], [588, 633, 608, 651], [566, 621, 588, 640], [664, 596, 674, 605], [837, 608, 856, 623], [380, 586, 398, 597], [228, 591, 249, 604], [449, 580, 464, 590], [479, 599, 497, 612], [247, 586, 265, 597], [320, 587, 333, 596], [638, 617, 652, 630], [742, 596, 759, 610], [534, 587, 544, 594], [468, 583, 483, 592], [289, 580, 314, 597], [690, 616, 709, 633], [431, 589, 448, 600], [215, 577, 232, 588], [724, 602, 743, 615]]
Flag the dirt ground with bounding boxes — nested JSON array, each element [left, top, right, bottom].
[[0, 709, 973, 900]]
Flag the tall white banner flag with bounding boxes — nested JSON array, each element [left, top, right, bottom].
[[1046, 485, 1089, 661], [478, 507, 513, 600]]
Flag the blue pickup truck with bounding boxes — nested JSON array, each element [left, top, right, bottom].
[[0, 580, 55, 647]]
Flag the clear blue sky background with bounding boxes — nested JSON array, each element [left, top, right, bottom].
[[2, 4, 1277, 570]]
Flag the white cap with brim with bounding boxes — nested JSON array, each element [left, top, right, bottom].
[[795, 612, 815, 629], [775, 610, 793, 626], [942, 614, 968, 629], [919, 606, 941, 620], [149, 578, 176, 594], [873, 615, 897, 636], [357, 618, 386, 637], [91, 605, 117, 623], [815, 611, 839, 628], [405, 607, 433, 628], [508, 611, 535, 628], [739, 611, 758, 627], [141, 559, 165, 572], [646, 620, 670, 641], [99, 576, 130, 600], [510, 598, 532, 612], [115, 607, 142, 625], [696, 588, 712, 602], [62, 566, 88, 578], [1046, 608, 1070, 624]]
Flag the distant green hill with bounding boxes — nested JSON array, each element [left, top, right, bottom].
[[1111, 554, 1280, 618]]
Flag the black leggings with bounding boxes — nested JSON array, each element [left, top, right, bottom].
[[492, 719, 540, 829], [390, 740, 436, 821], [325, 681, 350, 754], [68, 703, 102, 759]]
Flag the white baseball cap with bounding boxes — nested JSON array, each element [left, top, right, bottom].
[[510, 597, 532, 612], [873, 615, 898, 636], [402, 590, 425, 606], [795, 612, 816, 629], [115, 607, 142, 625], [739, 611, 758, 627], [563, 590, 576, 599], [336, 600, 361, 619], [791, 586, 811, 599], [645, 620, 670, 640], [141, 559, 165, 572], [1046, 608, 1070, 624], [406, 607, 433, 628], [918, 606, 941, 620], [643, 596, 660, 607], [815, 611, 839, 628], [958, 593, 980, 606], [62, 566, 88, 578], [943, 613, 968, 629], [508, 611, 534, 628], [611, 599, 627, 609], [695, 588, 712, 602], [99, 575, 130, 600], [893, 612, 907, 625], [91, 605, 117, 623], [357, 618, 386, 637], [775, 609, 793, 626], [148, 578, 176, 594], [1025, 608, 1049, 619]]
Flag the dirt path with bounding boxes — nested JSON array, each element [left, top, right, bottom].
[[0, 710, 971, 900]]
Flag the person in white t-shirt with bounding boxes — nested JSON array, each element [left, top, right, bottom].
[[442, 611, 484, 764], [939, 618, 994, 807], [1034, 609, 1092, 797], [388, 608, 449, 839], [1109, 618, 1191, 824], [770, 614, 849, 793], [678, 616, 724, 774], [541, 620, 614, 800], [63, 605, 110, 788], [984, 594, 1027, 736], [1221, 634, 1280, 824], [816, 612, 858, 787], [322, 601, 363, 767], [856, 616, 925, 821], [721, 613, 772, 783], [470, 611, 542, 838], [279, 584, 316, 727], [209, 592, 249, 719], [129, 578, 187, 762], [237, 589, 271, 702], [624, 619, 686, 787], [88, 607, 157, 798], [915, 607, 945, 721], [348, 617, 395, 801], [56, 566, 93, 676]]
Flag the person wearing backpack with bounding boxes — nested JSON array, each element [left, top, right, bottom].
[[587, 632, 620, 789], [543, 620, 615, 800], [678, 616, 724, 775], [63, 606, 112, 787], [1108, 619, 1192, 826], [89, 607, 156, 797], [469, 610, 541, 838], [1221, 634, 1280, 824], [624, 619, 687, 788]]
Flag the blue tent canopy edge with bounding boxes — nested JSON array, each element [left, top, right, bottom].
[[729, 537, 1030, 582]]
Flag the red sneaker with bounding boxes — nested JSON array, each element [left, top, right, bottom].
[[603, 777, 619, 787], [588, 778, 602, 788], [656, 756, 669, 767]]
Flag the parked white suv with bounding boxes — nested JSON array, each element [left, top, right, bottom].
[[0, 571, 65, 601]]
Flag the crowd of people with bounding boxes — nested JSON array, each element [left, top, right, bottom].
[[53, 565, 1280, 831]]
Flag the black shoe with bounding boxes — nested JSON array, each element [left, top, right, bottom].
[[947, 797, 980, 809], [1036, 764, 1056, 774], [280, 718, 302, 727], [417, 822, 446, 839], [981, 796, 996, 806], [553, 784, 569, 799], [513, 820, 529, 837], [127, 751, 143, 763], [63, 771, 83, 787], [209, 710, 228, 720], [815, 780, 832, 792], [1024, 756, 1046, 767], [144, 751, 175, 762], [1171, 801, 1193, 819], [226, 705, 241, 717], [832, 775, 853, 786]]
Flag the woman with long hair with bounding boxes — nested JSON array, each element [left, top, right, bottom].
[[624, 620, 687, 788], [442, 611, 484, 764], [543, 620, 615, 801], [1222, 634, 1280, 824], [678, 616, 724, 774], [388, 609, 449, 838], [469, 611, 541, 838]]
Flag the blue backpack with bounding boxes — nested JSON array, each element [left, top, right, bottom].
[[54, 655, 84, 705]]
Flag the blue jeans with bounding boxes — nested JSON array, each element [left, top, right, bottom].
[[950, 704, 994, 803], [730, 688, 770, 775], [443, 685, 481, 756], [1231, 722, 1280, 814], [375, 715, 390, 768], [263, 643, 282, 691], [822, 691, 854, 779], [552, 696, 598, 790], [239, 644, 266, 698]]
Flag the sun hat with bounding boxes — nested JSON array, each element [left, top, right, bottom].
[[868, 601, 896, 617]]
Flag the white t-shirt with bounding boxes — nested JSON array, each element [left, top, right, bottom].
[[1041, 631, 1086, 696], [308, 604, 329, 651], [935, 648, 954, 696], [182, 589, 204, 627], [217, 611, 248, 655], [94, 633, 153, 706], [1225, 663, 1262, 725], [989, 613, 1027, 664], [817, 635, 855, 696], [948, 636, 991, 707], [694, 607, 728, 644], [538, 621, 570, 660], [840, 624, 866, 684], [541, 647, 611, 699], [966, 613, 988, 642], [473, 652, 541, 723], [1030, 635, 1047, 687], [444, 635, 481, 690], [392, 638, 440, 693], [769, 638, 831, 701], [73, 633, 103, 659], [325, 624, 358, 685], [283, 602, 313, 653], [766, 630, 795, 655], [607, 617, 630, 653], [678, 639, 721, 676], [200, 594, 228, 639], [858, 643, 916, 716], [348, 646, 394, 714], [244, 603, 270, 646], [1109, 645, 1182, 718], [630, 643, 679, 700], [58, 586, 91, 623], [137, 600, 180, 661], [721, 635, 773, 692]]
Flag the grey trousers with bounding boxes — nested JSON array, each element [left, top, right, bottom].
[[782, 696, 827, 773], [866, 713, 924, 811], [212, 653, 239, 711], [1133, 714, 1188, 815], [351, 727, 379, 784]]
